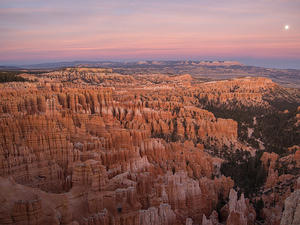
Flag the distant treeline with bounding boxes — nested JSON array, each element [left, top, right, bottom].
[[0, 71, 28, 83]]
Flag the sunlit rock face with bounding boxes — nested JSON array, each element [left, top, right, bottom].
[[0, 68, 299, 225]]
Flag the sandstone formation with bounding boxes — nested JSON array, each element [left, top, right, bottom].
[[280, 178, 300, 225], [0, 68, 299, 225]]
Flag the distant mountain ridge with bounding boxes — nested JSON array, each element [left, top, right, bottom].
[[0, 65, 23, 70], [1, 60, 300, 88], [1, 60, 242, 69]]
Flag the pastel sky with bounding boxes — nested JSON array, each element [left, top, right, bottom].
[[1, 0, 300, 68]]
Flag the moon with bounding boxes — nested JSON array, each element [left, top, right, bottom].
[[285, 25, 290, 30]]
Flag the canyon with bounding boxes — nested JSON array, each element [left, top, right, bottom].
[[0, 67, 299, 225]]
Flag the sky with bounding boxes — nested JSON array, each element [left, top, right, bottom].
[[0, 0, 300, 68]]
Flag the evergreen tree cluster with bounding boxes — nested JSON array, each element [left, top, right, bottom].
[[220, 151, 267, 197], [0, 71, 28, 83]]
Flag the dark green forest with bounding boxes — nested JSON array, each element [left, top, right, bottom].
[[200, 98, 300, 156], [0, 71, 28, 83], [220, 150, 267, 197]]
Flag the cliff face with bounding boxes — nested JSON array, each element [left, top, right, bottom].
[[280, 178, 300, 225], [0, 69, 299, 225]]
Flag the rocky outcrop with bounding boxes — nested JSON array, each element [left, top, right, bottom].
[[139, 204, 176, 225], [280, 178, 300, 225], [225, 189, 256, 225], [280, 192, 300, 225], [72, 160, 108, 191], [1, 70, 296, 225], [261, 152, 279, 170]]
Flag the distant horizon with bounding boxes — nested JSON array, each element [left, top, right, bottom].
[[1, 58, 300, 70]]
